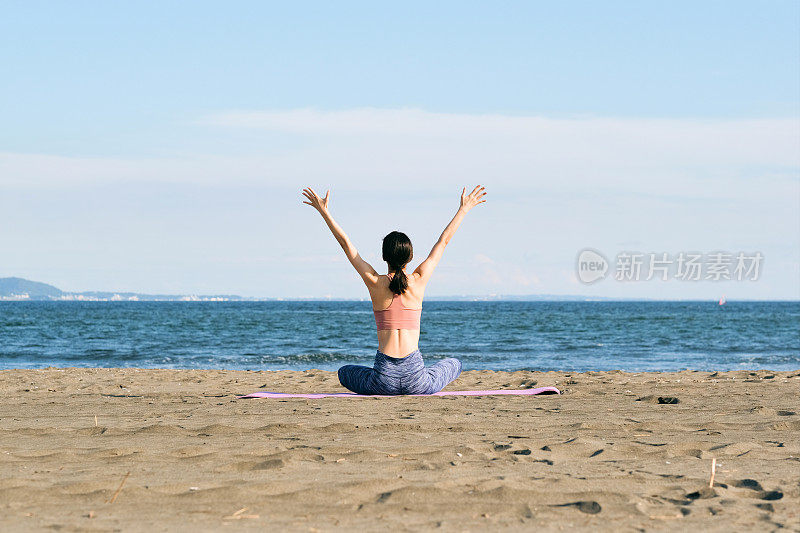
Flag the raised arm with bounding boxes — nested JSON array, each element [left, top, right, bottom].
[[414, 185, 486, 283], [301, 187, 379, 286]]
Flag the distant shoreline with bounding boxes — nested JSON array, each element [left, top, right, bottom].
[[3, 277, 797, 303], [2, 297, 799, 303]]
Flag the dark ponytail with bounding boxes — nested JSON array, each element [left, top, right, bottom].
[[382, 231, 413, 295], [389, 265, 408, 295]]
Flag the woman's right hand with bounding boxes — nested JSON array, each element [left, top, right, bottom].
[[460, 185, 487, 212], [301, 187, 330, 214]]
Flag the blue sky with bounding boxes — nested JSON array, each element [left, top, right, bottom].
[[1, 1, 798, 299]]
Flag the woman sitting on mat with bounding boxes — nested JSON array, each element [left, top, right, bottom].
[[301, 185, 487, 395]]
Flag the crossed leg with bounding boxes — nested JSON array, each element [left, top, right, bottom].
[[338, 357, 462, 395], [424, 358, 463, 394]]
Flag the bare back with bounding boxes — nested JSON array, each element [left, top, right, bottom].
[[368, 271, 426, 358]]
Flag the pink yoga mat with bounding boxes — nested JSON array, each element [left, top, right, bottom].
[[239, 387, 560, 399]]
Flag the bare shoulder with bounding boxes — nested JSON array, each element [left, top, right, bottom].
[[410, 271, 427, 289], [368, 275, 392, 309], [405, 275, 426, 305]]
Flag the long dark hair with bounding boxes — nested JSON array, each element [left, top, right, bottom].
[[382, 231, 413, 295]]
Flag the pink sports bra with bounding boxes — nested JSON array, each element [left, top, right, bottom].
[[373, 278, 422, 331]]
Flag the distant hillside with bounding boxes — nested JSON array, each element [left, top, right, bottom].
[[0, 277, 63, 298], [0, 277, 251, 301]]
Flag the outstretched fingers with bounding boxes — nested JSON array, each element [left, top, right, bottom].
[[459, 185, 487, 210], [469, 186, 486, 201], [302, 187, 322, 199], [301, 187, 320, 207], [301, 187, 331, 211]]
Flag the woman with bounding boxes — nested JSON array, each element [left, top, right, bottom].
[[301, 185, 487, 395]]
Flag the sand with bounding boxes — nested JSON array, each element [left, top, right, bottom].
[[0, 368, 798, 532]]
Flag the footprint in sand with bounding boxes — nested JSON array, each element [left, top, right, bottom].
[[686, 487, 717, 500], [730, 479, 783, 501], [253, 458, 285, 470], [552, 501, 602, 514], [636, 395, 679, 404], [732, 479, 762, 490]]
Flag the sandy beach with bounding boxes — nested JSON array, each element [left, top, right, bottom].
[[0, 368, 798, 531]]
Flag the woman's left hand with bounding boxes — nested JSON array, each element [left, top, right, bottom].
[[301, 187, 330, 213]]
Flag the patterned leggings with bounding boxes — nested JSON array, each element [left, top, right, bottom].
[[338, 350, 462, 395]]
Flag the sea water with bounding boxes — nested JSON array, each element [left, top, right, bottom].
[[0, 301, 798, 371]]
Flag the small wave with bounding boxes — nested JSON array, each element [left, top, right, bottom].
[[1, 301, 798, 371]]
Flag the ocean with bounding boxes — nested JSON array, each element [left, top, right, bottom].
[[0, 301, 798, 372]]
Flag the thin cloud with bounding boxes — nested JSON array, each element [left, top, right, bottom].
[[202, 107, 799, 166], [1, 109, 797, 207]]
